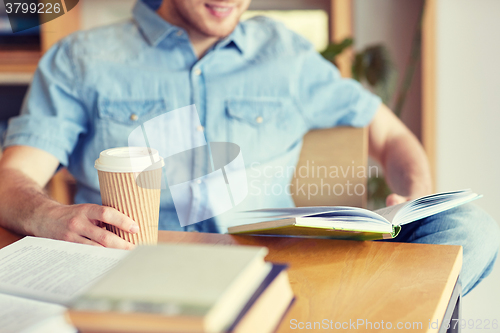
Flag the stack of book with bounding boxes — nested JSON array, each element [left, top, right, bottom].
[[0, 237, 293, 333], [68, 243, 294, 333]]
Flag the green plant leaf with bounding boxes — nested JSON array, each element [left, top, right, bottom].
[[320, 38, 353, 62]]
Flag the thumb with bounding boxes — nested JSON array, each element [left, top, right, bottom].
[[386, 193, 408, 207]]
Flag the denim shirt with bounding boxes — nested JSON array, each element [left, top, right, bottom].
[[4, 0, 381, 232]]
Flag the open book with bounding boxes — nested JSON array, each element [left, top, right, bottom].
[[228, 189, 481, 241], [0, 237, 129, 333]]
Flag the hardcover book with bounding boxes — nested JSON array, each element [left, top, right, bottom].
[[228, 189, 480, 241]]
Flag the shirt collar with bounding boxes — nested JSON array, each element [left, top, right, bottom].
[[133, 0, 245, 54], [133, 0, 178, 47], [218, 23, 245, 54]]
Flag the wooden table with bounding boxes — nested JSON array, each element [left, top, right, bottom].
[[0, 227, 462, 333]]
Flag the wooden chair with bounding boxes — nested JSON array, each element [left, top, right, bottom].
[[291, 127, 368, 208], [47, 169, 76, 205]]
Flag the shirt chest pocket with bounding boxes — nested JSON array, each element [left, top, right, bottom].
[[225, 98, 307, 161], [227, 99, 283, 127], [96, 98, 167, 150]]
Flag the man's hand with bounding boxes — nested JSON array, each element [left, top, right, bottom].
[[37, 203, 138, 250], [386, 193, 411, 207], [0, 146, 137, 250]]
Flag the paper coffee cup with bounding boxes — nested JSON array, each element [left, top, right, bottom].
[[94, 147, 164, 245]]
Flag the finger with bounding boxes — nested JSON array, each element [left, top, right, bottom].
[[386, 194, 406, 206], [386, 194, 399, 206], [85, 205, 139, 234], [59, 231, 104, 247], [75, 235, 104, 247], [81, 224, 135, 250]]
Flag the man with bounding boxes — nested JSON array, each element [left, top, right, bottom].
[[0, 0, 498, 295]]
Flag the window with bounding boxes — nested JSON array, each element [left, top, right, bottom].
[[241, 10, 329, 51]]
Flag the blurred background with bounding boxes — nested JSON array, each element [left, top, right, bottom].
[[0, 0, 499, 329]]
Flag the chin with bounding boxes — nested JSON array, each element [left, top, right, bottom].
[[192, 9, 242, 38], [175, 0, 249, 38], [199, 23, 239, 38]]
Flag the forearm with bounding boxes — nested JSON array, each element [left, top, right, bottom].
[[368, 104, 433, 199], [0, 168, 60, 235], [381, 132, 433, 198]]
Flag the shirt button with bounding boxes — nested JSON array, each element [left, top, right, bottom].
[[130, 114, 139, 121], [194, 68, 202, 76], [196, 179, 202, 184], [176, 30, 183, 36], [256, 116, 263, 124], [196, 125, 204, 132]]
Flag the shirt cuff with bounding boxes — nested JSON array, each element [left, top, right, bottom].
[[340, 88, 383, 128], [3, 133, 70, 166]]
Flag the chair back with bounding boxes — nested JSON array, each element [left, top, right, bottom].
[[291, 127, 368, 208]]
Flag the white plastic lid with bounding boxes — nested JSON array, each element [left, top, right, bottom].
[[94, 147, 164, 173]]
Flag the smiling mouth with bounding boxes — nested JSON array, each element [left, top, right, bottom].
[[205, 3, 234, 18]]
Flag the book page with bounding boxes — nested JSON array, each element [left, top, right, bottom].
[[242, 206, 385, 221], [373, 202, 407, 223], [0, 293, 76, 333], [395, 191, 480, 226], [0, 237, 129, 305]]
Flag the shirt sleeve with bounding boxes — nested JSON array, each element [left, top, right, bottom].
[[3, 38, 88, 167], [295, 46, 382, 130]]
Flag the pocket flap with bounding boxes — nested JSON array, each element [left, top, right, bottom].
[[226, 98, 283, 126], [98, 99, 166, 126]]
